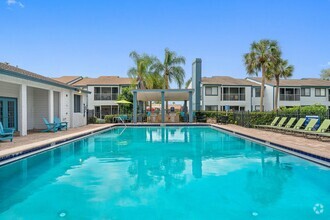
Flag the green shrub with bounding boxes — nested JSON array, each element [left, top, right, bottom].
[[104, 115, 116, 123], [88, 116, 97, 124], [196, 105, 328, 127], [96, 119, 105, 124]]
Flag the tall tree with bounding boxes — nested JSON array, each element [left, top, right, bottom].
[[267, 58, 294, 110], [154, 48, 186, 89], [185, 77, 192, 89], [320, 68, 330, 80], [153, 48, 186, 111], [128, 51, 157, 89], [244, 40, 281, 111]]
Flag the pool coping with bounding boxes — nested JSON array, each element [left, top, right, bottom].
[[0, 123, 329, 168]]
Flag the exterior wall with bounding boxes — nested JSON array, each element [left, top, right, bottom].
[[0, 81, 20, 98], [202, 85, 221, 110], [201, 85, 253, 111], [0, 73, 87, 135], [247, 78, 330, 110], [27, 87, 34, 130], [300, 88, 329, 107], [87, 85, 119, 110], [72, 91, 88, 127]]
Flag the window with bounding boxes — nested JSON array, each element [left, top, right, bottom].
[[94, 86, 119, 100], [223, 87, 245, 101], [254, 88, 261, 97], [315, 88, 326, 97], [94, 87, 101, 100], [205, 105, 218, 111], [95, 106, 101, 118], [280, 88, 300, 101], [205, 86, 218, 96], [74, 95, 81, 113], [301, 88, 310, 97]]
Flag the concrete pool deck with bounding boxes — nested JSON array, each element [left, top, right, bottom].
[[213, 124, 330, 160], [0, 124, 115, 161], [0, 123, 329, 164]]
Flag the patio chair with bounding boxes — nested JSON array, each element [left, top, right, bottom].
[[278, 118, 306, 133], [297, 119, 330, 139], [42, 117, 58, 132], [271, 117, 296, 132], [290, 118, 318, 135], [54, 117, 68, 131], [0, 122, 15, 142], [256, 116, 280, 129]]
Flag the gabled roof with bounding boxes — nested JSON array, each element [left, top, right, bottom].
[[247, 77, 330, 87], [53, 76, 83, 85], [72, 76, 133, 86], [202, 76, 260, 86], [0, 62, 77, 90]]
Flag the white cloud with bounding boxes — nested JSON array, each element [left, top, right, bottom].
[[6, 0, 24, 8]]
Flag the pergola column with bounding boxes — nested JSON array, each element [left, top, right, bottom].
[[161, 91, 165, 123], [133, 91, 137, 123], [19, 84, 27, 136], [48, 90, 54, 123], [189, 91, 193, 123]]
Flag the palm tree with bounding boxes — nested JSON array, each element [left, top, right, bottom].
[[154, 48, 186, 89], [267, 58, 294, 110], [185, 77, 192, 89], [153, 48, 186, 111], [320, 68, 330, 80], [128, 51, 157, 89], [244, 40, 281, 111]]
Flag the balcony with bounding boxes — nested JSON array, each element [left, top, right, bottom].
[[223, 93, 245, 101], [94, 93, 118, 101], [280, 94, 300, 101]]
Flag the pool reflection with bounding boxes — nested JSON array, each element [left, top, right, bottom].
[[0, 126, 320, 216]]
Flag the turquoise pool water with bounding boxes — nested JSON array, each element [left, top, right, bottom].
[[0, 126, 329, 219]]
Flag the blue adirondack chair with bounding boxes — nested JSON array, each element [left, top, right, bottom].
[[42, 117, 58, 132], [54, 117, 68, 131], [0, 122, 15, 142]]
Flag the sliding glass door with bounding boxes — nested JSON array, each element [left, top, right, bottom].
[[0, 97, 17, 130]]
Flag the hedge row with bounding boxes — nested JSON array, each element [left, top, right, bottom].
[[88, 105, 328, 126]]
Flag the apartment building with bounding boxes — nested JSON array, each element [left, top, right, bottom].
[[247, 77, 330, 111], [55, 76, 133, 118], [0, 63, 88, 136], [190, 58, 330, 111], [201, 76, 260, 111]]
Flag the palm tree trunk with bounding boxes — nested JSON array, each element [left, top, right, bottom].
[[164, 73, 169, 114], [260, 66, 265, 112], [274, 77, 279, 111]]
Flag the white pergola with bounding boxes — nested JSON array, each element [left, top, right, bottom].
[[132, 89, 194, 123]]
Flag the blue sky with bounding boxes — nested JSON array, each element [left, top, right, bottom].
[[1, 0, 329, 84]]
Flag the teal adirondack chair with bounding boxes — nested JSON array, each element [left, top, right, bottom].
[[42, 117, 58, 132], [0, 122, 15, 142], [54, 117, 68, 130]]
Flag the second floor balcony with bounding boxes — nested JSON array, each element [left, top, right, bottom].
[[223, 93, 245, 101], [94, 93, 118, 101], [280, 94, 300, 101]]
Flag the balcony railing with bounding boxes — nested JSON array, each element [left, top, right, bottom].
[[280, 94, 300, 101], [94, 93, 118, 101], [223, 94, 245, 101]]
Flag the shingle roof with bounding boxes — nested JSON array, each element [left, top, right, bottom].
[[72, 76, 133, 86], [202, 76, 260, 86], [247, 77, 330, 87], [0, 62, 77, 90], [53, 76, 82, 84]]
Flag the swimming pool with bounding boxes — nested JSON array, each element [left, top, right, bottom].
[[0, 126, 329, 219]]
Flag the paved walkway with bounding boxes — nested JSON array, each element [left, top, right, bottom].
[[0, 124, 114, 159], [213, 124, 330, 159]]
